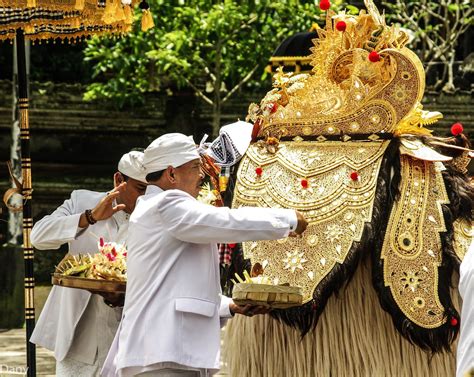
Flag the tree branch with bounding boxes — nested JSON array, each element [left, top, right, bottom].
[[184, 77, 214, 106], [222, 64, 259, 103]]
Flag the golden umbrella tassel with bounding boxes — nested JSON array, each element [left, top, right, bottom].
[[0, 1, 153, 375]]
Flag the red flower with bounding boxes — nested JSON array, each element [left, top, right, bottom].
[[99, 237, 104, 247], [350, 171, 359, 181], [368, 51, 380, 62], [106, 253, 116, 262], [301, 179, 309, 189], [255, 167, 263, 177], [319, 0, 330, 11], [123, 252, 127, 257], [451, 122, 463, 136], [336, 21, 346, 32], [228, 243, 237, 249], [111, 247, 117, 257], [450, 317, 458, 326]]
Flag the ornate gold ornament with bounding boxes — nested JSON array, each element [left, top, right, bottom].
[[381, 155, 449, 328], [234, 141, 389, 302], [452, 218, 474, 261], [233, 0, 470, 345]]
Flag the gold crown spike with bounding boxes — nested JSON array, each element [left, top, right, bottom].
[[250, 1, 426, 139]]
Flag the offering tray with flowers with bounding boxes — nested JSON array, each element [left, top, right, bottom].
[[52, 240, 127, 294], [232, 271, 303, 309]]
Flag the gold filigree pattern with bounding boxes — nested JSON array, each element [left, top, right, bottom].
[[246, 5, 428, 140], [381, 155, 449, 328], [452, 218, 474, 261], [233, 141, 389, 303]]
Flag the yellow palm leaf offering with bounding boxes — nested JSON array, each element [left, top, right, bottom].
[[232, 269, 303, 309], [197, 182, 219, 206], [57, 239, 127, 282], [52, 239, 127, 294]]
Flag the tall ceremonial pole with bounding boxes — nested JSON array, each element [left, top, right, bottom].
[[16, 28, 36, 377]]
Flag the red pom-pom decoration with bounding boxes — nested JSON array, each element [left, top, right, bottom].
[[301, 179, 309, 189], [255, 167, 263, 177], [336, 21, 347, 32], [319, 0, 330, 11], [451, 122, 464, 136], [350, 171, 359, 181], [368, 51, 380, 62], [228, 243, 237, 249], [450, 317, 458, 327]]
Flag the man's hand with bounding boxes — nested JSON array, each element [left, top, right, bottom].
[[98, 292, 125, 308], [289, 210, 308, 237], [229, 302, 271, 317], [91, 183, 127, 221], [79, 183, 127, 228]]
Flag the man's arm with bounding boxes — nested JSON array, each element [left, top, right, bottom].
[[156, 190, 305, 244], [31, 191, 84, 250], [31, 185, 127, 250]]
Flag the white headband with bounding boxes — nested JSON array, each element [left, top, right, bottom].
[[142, 133, 200, 175], [118, 151, 147, 183]]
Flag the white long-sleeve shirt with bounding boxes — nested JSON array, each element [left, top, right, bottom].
[[102, 185, 297, 377], [457, 241, 474, 377]]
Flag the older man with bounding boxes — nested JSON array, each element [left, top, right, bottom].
[[30, 151, 147, 377], [102, 133, 307, 377]]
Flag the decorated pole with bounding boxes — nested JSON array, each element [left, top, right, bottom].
[[16, 28, 36, 377]]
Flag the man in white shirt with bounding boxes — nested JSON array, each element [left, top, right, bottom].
[[102, 133, 307, 377], [457, 241, 474, 377], [30, 151, 148, 377]]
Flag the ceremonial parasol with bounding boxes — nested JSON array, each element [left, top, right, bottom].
[[0, 1, 153, 375]]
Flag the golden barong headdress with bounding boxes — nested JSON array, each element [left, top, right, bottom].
[[231, 0, 473, 352]]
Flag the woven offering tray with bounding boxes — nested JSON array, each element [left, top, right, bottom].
[[232, 283, 303, 309], [52, 273, 126, 294]]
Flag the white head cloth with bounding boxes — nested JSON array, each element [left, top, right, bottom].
[[118, 151, 147, 183], [143, 133, 200, 174], [206, 120, 253, 167]]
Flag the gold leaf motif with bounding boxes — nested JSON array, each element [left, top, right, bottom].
[[452, 217, 473, 261], [234, 141, 389, 302], [381, 155, 449, 328]]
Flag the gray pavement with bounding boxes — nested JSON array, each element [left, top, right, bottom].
[[0, 328, 55, 376], [0, 285, 229, 376]]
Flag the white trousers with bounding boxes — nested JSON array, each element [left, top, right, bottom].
[[136, 369, 202, 377]]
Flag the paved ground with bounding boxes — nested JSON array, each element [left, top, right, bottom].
[[0, 286, 229, 376], [0, 328, 55, 376], [0, 286, 55, 376]]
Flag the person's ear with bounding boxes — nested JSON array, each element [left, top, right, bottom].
[[167, 166, 176, 183], [114, 172, 125, 187]]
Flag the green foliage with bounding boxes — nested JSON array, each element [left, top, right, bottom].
[[383, 0, 473, 91], [84, 1, 349, 109]]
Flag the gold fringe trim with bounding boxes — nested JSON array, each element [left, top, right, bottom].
[[26, 0, 36, 7], [74, 0, 85, 11], [141, 9, 154, 32], [124, 5, 133, 24], [102, 0, 119, 24], [115, 4, 126, 22], [223, 258, 460, 377]]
